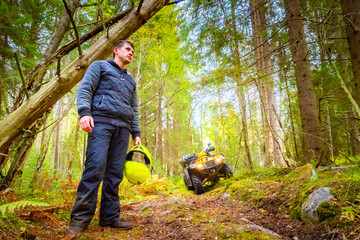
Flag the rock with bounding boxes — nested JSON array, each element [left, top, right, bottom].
[[167, 197, 186, 206], [310, 167, 318, 181], [141, 204, 152, 211], [160, 210, 171, 216], [220, 193, 231, 200], [301, 187, 335, 224]]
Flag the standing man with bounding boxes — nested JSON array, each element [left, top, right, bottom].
[[67, 40, 141, 234]]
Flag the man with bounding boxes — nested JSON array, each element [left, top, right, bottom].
[[67, 40, 141, 234]]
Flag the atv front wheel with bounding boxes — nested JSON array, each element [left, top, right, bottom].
[[184, 178, 194, 190], [191, 174, 205, 195], [224, 163, 233, 178]]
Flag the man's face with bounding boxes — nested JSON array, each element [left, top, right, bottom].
[[114, 43, 134, 65]]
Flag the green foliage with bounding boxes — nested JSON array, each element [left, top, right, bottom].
[[0, 200, 49, 216], [341, 193, 360, 221]]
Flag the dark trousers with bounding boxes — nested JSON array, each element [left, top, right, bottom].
[[70, 122, 130, 228]]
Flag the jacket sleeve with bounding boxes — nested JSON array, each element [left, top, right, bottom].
[[130, 86, 141, 139], [77, 61, 101, 118]]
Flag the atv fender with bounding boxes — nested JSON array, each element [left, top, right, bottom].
[[183, 169, 193, 187]]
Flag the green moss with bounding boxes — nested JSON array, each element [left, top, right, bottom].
[[318, 201, 341, 222]]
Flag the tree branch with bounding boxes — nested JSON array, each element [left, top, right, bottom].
[[136, 0, 144, 14], [25, 8, 132, 91], [80, 3, 98, 7], [166, 0, 185, 5], [14, 53, 29, 99], [62, 0, 82, 56]]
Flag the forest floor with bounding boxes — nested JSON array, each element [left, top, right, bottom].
[[1, 165, 360, 240], [0, 187, 340, 240]]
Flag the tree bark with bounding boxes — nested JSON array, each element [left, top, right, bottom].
[[217, 83, 227, 150], [0, 113, 49, 190], [51, 100, 62, 176], [0, 0, 81, 182], [157, 83, 163, 165], [67, 118, 80, 181], [249, 0, 284, 166], [13, 0, 81, 110], [338, 53, 360, 155], [0, 0, 170, 160], [166, 110, 170, 177], [230, 1, 253, 169], [236, 83, 253, 168], [284, 0, 324, 162], [278, 49, 299, 162], [341, 0, 360, 105]]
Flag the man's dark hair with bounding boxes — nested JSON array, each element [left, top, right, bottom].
[[113, 40, 134, 58]]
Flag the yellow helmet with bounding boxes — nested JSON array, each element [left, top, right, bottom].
[[123, 145, 153, 184]]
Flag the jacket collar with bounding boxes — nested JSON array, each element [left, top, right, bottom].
[[107, 59, 127, 74]]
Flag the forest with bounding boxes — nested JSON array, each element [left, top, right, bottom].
[[1, 0, 360, 239]]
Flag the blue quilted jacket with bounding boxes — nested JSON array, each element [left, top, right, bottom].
[[77, 60, 140, 139]]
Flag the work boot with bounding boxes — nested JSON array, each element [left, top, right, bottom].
[[65, 225, 85, 235], [100, 220, 133, 229]]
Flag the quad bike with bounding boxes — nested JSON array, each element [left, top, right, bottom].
[[179, 144, 233, 194]]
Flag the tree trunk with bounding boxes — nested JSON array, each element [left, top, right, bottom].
[[284, 0, 324, 163], [51, 100, 62, 176], [217, 84, 227, 150], [230, 1, 253, 169], [0, 113, 49, 190], [0, 0, 81, 179], [157, 85, 163, 165], [166, 111, 170, 177], [278, 49, 299, 162], [249, 0, 284, 166], [33, 92, 77, 187], [13, 0, 81, 110], [341, 0, 360, 105], [67, 119, 80, 181], [0, 0, 170, 161], [326, 106, 334, 159], [236, 83, 253, 168], [82, 132, 87, 171], [338, 53, 360, 155]]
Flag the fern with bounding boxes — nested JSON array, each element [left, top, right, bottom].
[[0, 200, 50, 215]]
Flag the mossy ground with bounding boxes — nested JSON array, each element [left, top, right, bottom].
[[1, 165, 360, 239]]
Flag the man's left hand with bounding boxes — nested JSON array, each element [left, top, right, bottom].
[[133, 137, 141, 146]]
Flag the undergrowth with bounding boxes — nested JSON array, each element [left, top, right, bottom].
[[214, 164, 360, 233], [2, 160, 360, 239]]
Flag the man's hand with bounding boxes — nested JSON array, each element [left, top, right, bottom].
[[133, 137, 141, 146], [80, 116, 94, 133]]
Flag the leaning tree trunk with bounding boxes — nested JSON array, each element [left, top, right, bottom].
[[12, 0, 81, 110], [341, 0, 360, 106], [0, 0, 170, 160], [284, 0, 324, 163], [0, 0, 81, 181]]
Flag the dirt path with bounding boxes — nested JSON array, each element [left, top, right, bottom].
[[54, 193, 333, 240]]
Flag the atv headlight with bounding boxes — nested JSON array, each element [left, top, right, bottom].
[[189, 163, 196, 169], [215, 157, 222, 164], [196, 162, 204, 169]]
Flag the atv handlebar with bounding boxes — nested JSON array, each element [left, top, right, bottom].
[[205, 146, 215, 155]]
